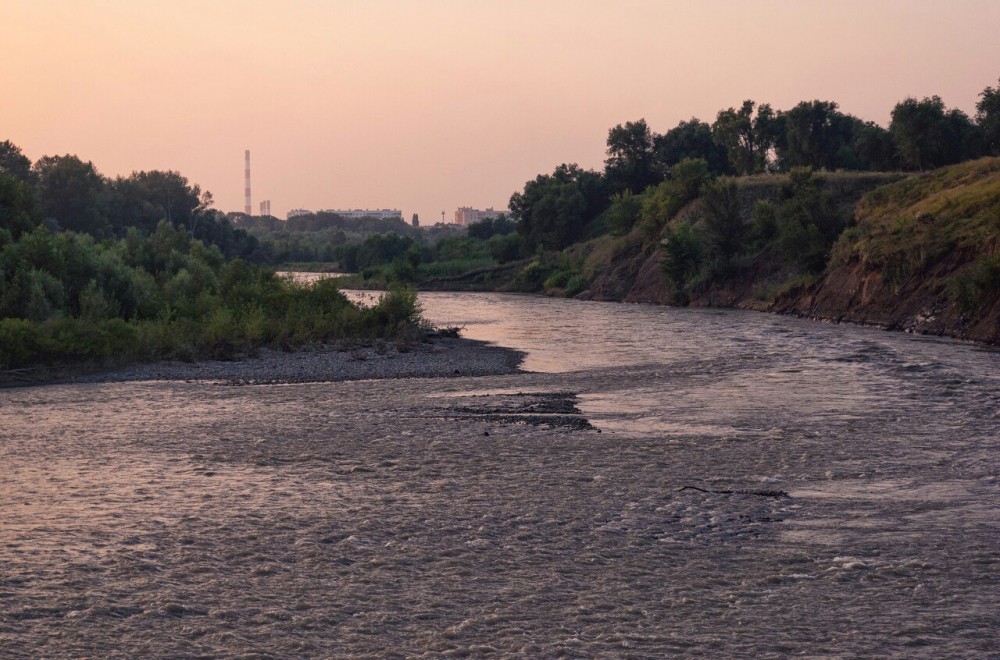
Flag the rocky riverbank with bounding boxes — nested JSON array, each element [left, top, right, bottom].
[[61, 337, 525, 386]]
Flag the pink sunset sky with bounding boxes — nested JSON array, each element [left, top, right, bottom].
[[2, 0, 999, 222]]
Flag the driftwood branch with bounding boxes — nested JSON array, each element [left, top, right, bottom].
[[424, 324, 464, 339]]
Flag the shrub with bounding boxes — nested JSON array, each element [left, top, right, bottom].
[[0, 224, 427, 373], [660, 224, 704, 296], [608, 190, 643, 235], [513, 259, 558, 291], [949, 255, 1000, 312], [0, 318, 51, 368], [368, 285, 421, 333]]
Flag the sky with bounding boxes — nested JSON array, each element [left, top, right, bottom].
[[2, 0, 999, 223]]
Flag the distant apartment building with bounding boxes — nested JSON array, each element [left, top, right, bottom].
[[454, 207, 507, 226], [321, 209, 403, 221], [287, 208, 311, 219]]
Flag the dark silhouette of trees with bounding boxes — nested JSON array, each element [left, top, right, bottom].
[[712, 100, 780, 175], [0, 173, 37, 238], [773, 168, 845, 273], [700, 179, 745, 271], [778, 100, 867, 171], [890, 96, 984, 170], [33, 155, 110, 236], [466, 214, 516, 240], [510, 164, 606, 250], [852, 122, 897, 171], [976, 79, 1000, 155], [604, 119, 661, 194], [654, 118, 731, 175], [0, 141, 34, 185]]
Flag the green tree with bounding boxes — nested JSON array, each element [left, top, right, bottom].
[[108, 170, 206, 236], [712, 100, 779, 175], [33, 155, 110, 236], [779, 100, 866, 170], [653, 118, 731, 175], [0, 173, 37, 237], [510, 164, 605, 250], [660, 223, 703, 304], [700, 179, 745, 270], [467, 214, 515, 240], [774, 168, 844, 273], [608, 190, 643, 235], [890, 96, 983, 170], [604, 119, 660, 194], [977, 78, 1000, 155], [638, 158, 713, 239], [0, 141, 34, 184], [852, 122, 897, 171]]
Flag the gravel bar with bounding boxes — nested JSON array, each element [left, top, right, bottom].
[[64, 338, 525, 386]]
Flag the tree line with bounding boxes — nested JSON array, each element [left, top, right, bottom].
[[0, 142, 421, 373], [0, 143, 265, 261], [510, 80, 1000, 252]]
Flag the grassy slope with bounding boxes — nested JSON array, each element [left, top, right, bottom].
[[578, 171, 905, 307], [832, 158, 1000, 273], [776, 158, 1000, 342]]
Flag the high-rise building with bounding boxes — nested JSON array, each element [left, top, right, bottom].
[[454, 206, 507, 226], [319, 209, 402, 220]]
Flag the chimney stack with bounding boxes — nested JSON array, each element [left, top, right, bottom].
[[244, 150, 252, 215]]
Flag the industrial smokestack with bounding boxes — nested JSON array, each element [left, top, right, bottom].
[[244, 150, 252, 215]]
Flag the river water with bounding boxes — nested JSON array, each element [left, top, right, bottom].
[[415, 291, 1000, 436], [2, 291, 999, 657]]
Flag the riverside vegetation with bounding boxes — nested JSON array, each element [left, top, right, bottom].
[[0, 142, 420, 377], [319, 80, 1000, 343], [4, 79, 999, 372]]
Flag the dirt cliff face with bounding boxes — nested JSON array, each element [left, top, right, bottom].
[[576, 161, 1000, 345], [773, 245, 1000, 344], [774, 159, 1000, 344]]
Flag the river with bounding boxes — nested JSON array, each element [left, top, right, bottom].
[[2, 291, 999, 656]]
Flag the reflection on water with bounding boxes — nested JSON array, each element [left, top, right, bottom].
[[407, 291, 1000, 438], [2, 289, 999, 656]]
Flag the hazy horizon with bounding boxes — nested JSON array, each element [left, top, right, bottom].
[[3, 0, 999, 223]]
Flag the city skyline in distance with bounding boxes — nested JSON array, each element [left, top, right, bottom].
[[2, 1, 999, 223]]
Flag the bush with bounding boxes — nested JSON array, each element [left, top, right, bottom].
[[0, 318, 51, 368], [513, 259, 558, 292], [660, 224, 704, 301], [0, 225, 427, 373], [608, 190, 643, 235], [368, 285, 421, 333], [773, 169, 846, 273], [949, 255, 1000, 312]]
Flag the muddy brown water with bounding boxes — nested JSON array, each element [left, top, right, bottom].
[[2, 292, 999, 657]]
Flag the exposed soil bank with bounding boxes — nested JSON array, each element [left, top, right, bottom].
[[770, 250, 1000, 344], [578, 161, 1000, 345]]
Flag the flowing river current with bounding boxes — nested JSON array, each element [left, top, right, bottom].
[[2, 291, 999, 657]]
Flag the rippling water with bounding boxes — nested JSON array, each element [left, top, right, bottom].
[[2, 292, 999, 657], [415, 291, 1000, 434]]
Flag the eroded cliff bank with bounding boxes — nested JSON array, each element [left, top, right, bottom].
[[772, 159, 1000, 343], [578, 159, 1000, 344]]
